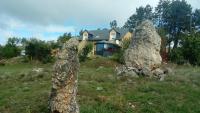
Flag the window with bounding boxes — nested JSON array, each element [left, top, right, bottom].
[[83, 32, 88, 40], [110, 31, 116, 40], [116, 40, 120, 45], [84, 34, 88, 37]]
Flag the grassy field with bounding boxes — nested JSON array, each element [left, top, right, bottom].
[[0, 57, 200, 113]]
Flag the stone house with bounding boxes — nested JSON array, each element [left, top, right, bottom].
[[79, 28, 132, 56]]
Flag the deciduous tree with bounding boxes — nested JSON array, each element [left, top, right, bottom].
[[124, 4, 154, 31], [110, 20, 117, 29], [57, 32, 72, 44]]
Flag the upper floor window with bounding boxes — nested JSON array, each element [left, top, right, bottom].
[[110, 31, 116, 40], [84, 34, 88, 37], [83, 32, 88, 40]]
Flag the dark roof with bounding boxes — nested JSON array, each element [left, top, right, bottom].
[[114, 28, 130, 38], [80, 28, 129, 41], [89, 29, 109, 40]]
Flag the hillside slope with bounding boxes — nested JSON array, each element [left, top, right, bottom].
[[0, 57, 200, 113]]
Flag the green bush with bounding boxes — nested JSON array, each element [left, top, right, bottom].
[[170, 32, 200, 66], [25, 39, 54, 63], [57, 32, 72, 44], [42, 55, 55, 64], [182, 32, 200, 65], [79, 42, 93, 62], [1, 44, 20, 59], [110, 49, 125, 64], [0, 37, 24, 59], [121, 39, 131, 50], [110, 39, 131, 64], [169, 48, 185, 65], [0, 45, 3, 60]]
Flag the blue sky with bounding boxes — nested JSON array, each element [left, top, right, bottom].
[[0, 0, 199, 44]]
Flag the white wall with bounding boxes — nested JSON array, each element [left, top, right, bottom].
[[116, 40, 120, 45]]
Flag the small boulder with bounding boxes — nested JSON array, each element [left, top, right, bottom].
[[32, 68, 44, 73], [152, 68, 164, 76], [159, 74, 167, 81], [96, 87, 103, 91], [141, 67, 152, 76], [126, 70, 139, 78], [163, 67, 173, 75], [115, 66, 139, 78], [0, 60, 5, 66]]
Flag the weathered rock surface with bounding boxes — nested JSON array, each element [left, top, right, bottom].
[[49, 38, 80, 113], [117, 20, 171, 80], [124, 20, 162, 70], [116, 65, 139, 78]]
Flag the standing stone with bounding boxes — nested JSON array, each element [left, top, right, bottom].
[[49, 38, 80, 113], [124, 20, 162, 71]]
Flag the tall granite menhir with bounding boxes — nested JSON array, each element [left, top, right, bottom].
[[49, 38, 80, 113], [125, 20, 162, 70], [116, 20, 168, 80]]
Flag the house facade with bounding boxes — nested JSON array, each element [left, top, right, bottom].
[[79, 28, 132, 56]]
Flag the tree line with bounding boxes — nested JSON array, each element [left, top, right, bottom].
[[0, 33, 72, 63], [0, 32, 93, 63]]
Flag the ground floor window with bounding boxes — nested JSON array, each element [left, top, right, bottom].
[[95, 42, 120, 57]]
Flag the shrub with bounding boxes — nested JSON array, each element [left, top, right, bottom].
[[0, 37, 21, 59], [169, 48, 185, 65], [25, 39, 54, 63], [182, 32, 200, 65], [1, 44, 20, 59], [57, 32, 72, 44], [169, 32, 200, 66], [121, 39, 131, 50], [79, 42, 93, 62], [21, 56, 29, 63], [0, 45, 3, 60], [110, 38, 131, 64], [110, 49, 125, 64]]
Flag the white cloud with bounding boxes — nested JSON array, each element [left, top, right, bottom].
[[0, 14, 25, 30], [0, 0, 163, 26], [0, 15, 76, 44], [0, 0, 199, 27], [45, 25, 75, 33], [0, 0, 199, 44]]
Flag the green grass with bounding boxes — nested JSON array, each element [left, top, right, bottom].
[[0, 57, 200, 113]]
